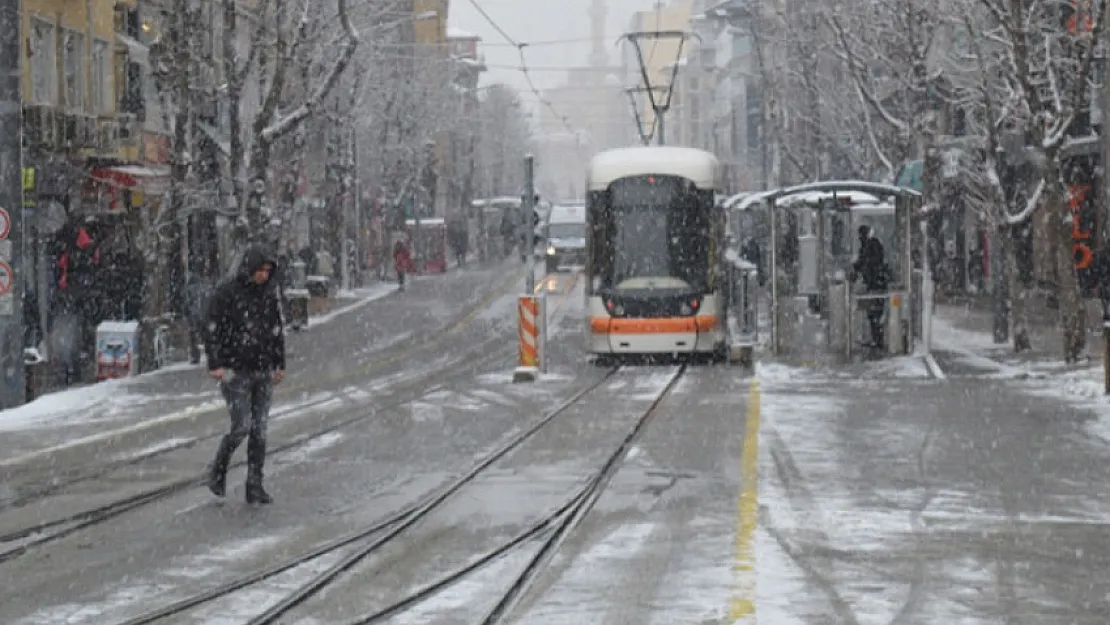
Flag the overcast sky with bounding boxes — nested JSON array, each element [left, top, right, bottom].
[[449, 0, 660, 100]]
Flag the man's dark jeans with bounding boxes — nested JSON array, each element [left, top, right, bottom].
[[211, 371, 274, 486]]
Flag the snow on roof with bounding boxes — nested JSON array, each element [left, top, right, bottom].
[[587, 146, 720, 191], [771, 180, 921, 200], [722, 192, 753, 209], [447, 27, 480, 40], [778, 190, 883, 206], [732, 181, 918, 211]]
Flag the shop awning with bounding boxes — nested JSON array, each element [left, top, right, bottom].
[[91, 165, 171, 196], [116, 33, 151, 69]]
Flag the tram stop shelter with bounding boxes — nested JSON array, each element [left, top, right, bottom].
[[745, 181, 923, 362]]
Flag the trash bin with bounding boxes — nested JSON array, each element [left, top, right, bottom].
[[96, 321, 139, 381], [286, 288, 310, 330], [24, 347, 46, 401]]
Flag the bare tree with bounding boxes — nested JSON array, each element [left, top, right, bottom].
[[960, 0, 1108, 360], [242, 0, 359, 240], [822, 0, 951, 194], [472, 85, 532, 198], [740, 0, 908, 187]]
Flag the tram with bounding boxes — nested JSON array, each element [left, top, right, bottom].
[[584, 146, 728, 361]]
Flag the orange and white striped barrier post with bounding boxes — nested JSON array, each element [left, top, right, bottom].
[[518, 295, 540, 368]]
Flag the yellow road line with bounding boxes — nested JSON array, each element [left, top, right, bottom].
[[729, 376, 760, 621]]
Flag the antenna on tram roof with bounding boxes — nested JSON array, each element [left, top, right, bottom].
[[617, 29, 699, 147]]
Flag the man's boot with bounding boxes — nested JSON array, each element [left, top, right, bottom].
[[207, 436, 235, 497], [245, 435, 272, 504]]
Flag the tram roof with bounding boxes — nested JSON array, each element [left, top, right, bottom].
[[587, 146, 720, 191]]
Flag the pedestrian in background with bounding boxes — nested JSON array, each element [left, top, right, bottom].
[[393, 238, 412, 291], [204, 244, 286, 505], [185, 266, 214, 365]]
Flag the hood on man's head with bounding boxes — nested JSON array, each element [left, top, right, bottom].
[[239, 244, 278, 278]]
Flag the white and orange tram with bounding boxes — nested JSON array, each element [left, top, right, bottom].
[[584, 146, 729, 362]]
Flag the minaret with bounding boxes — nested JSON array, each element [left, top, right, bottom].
[[588, 0, 607, 75]]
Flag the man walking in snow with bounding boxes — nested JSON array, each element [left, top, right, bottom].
[[205, 244, 286, 504]]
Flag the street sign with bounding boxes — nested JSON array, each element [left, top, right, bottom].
[[0, 260, 13, 314], [0, 206, 11, 240]]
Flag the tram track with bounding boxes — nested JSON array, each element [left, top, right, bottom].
[[0, 269, 582, 567], [109, 365, 632, 625], [0, 264, 535, 512], [0, 333, 519, 564], [0, 263, 529, 494]]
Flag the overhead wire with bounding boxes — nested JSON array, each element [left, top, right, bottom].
[[465, 0, 581, 139]]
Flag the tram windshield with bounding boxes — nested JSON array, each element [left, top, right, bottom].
[[590, 175, 711, 293]]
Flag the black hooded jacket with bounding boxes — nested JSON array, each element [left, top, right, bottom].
[[853, 234, 887, 291], [205, 245, 285, 372]]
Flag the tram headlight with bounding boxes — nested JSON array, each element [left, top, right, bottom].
[[546, 245, 557, 256], [680, 298, 701, 316], [603, 298, 625, 317]]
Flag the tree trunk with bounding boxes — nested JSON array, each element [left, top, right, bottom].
[[1047, 189, 1086, 362], [246, 138, 273, 239], [1006, 225, 1032, 352]]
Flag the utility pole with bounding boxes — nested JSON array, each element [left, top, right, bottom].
[[1100, 29, 1110, 390], [352, 129, 363, 287], [339, 119, 353, 292], [0, 0, 25, 407], [524, 154, 535, 294]]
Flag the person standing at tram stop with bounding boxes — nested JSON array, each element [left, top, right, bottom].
[[205, 244, 286, 505], [850, 224, 889, 348]]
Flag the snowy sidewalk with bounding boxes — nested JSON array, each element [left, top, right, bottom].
[[0, 260, 523, 460], [753, 360, 1110, 622], [931, 302, 1110, 406], [0, 284, 399, 460]]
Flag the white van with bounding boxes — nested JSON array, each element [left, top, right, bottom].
[[544, 202, 587, 272]]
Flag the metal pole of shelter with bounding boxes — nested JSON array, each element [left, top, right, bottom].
[[0, 0, 24, 407], [769, 198, 779, 355]]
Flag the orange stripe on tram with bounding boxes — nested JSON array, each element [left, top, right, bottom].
[[589, 316, 719, 334]]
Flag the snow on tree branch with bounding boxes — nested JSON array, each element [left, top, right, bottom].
[[260, 0, 359, 143]]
